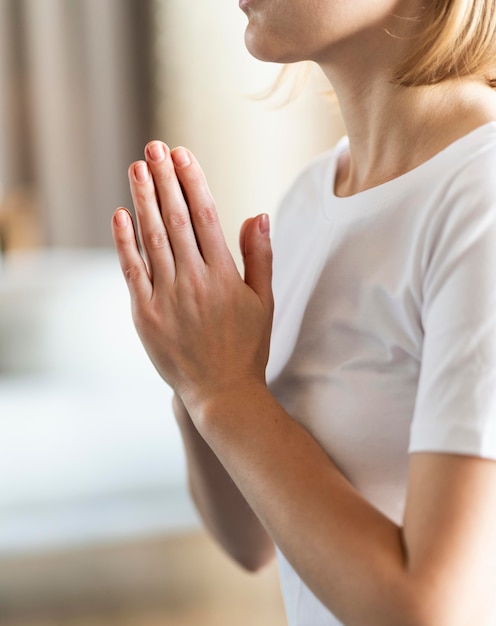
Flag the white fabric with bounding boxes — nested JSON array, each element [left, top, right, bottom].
[[266, 122, 496, 626]]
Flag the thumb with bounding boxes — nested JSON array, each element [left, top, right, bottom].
[[241, 213, 273, 310]]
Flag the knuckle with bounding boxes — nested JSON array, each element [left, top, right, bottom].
[[145, 229, 169, 250], [123, 263, 145, 285], [188, 169, 205, 187], [132, 301, 148, 321], [153, 162, 175, 185], [167, 211, 190, 231], [196, 203, 218, 228], [134, 306, 162, 340], [114, 229, 130, 246], [135, 186, 155, 205]]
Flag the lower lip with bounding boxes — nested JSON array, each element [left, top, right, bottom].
[[239, 0, 253, 9]]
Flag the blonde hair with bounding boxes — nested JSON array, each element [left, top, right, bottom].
[[393, 0, 496, 88]]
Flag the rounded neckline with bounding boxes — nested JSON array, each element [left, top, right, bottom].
[[322, 121, 496, 219]]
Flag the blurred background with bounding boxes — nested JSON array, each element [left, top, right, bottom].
[[0, 0, 344, 624]]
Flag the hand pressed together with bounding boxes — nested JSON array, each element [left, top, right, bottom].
[[111, 141, 274, 417]]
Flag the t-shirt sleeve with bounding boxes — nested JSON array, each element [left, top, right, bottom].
[[409, 175, 496, 458]]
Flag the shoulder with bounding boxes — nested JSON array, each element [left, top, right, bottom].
[[419, 123, 496, 253], [442, 122, 496, 195], [417, 125, 496, 312]]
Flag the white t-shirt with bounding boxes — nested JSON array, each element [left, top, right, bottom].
[[266, 122, 496, 626]]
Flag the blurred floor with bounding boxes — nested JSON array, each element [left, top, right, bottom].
[[0, 531, 287, 626]]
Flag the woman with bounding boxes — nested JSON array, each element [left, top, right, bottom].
[[112, 1, 496, 624]]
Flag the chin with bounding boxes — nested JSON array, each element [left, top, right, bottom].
[[244, 30, 300, 64], [244, 31, 276, 62]]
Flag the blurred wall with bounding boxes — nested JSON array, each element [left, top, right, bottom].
[[0, 0, 153, 249], [0, 0, 344, 253]]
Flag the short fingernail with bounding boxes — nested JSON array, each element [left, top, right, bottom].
[[171, 147, 191, 168], [134, 162, 149, 182], [146, 141, 166, 162], [259, 213, 270, 236], [115, 209, 129, 228]]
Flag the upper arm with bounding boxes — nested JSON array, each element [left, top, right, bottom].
[[402, 170, 496, 623], [403, 452, 496, 625]]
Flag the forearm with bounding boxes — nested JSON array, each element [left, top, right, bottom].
[[191, 385, 427, 626], [173, 394, 275, 571]]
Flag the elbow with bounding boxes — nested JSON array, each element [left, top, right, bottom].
[[233, 544, 276, 574]]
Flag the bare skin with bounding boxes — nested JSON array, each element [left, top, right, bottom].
[[112, 1, 496, 624]]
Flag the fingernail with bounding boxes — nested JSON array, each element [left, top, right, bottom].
[[171, 147, 191, 168], [259, 213, 270, 236], [115, 209, 129, 228], [146, 141, 166, 162], [134, 162, 149, 182]]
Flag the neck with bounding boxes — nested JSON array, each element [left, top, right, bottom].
[[317, 48, 496, 197]]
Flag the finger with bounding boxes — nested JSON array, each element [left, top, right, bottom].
[[239, 217, 256, 259], [241, 214, 273, 310], [128, 159, 175, 284], [170, 147, 235, 268], [111, 208, 153, 302], [145, 141, 203, 270]]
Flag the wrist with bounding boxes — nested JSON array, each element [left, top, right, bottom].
[[185, 379, 273, 438]]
